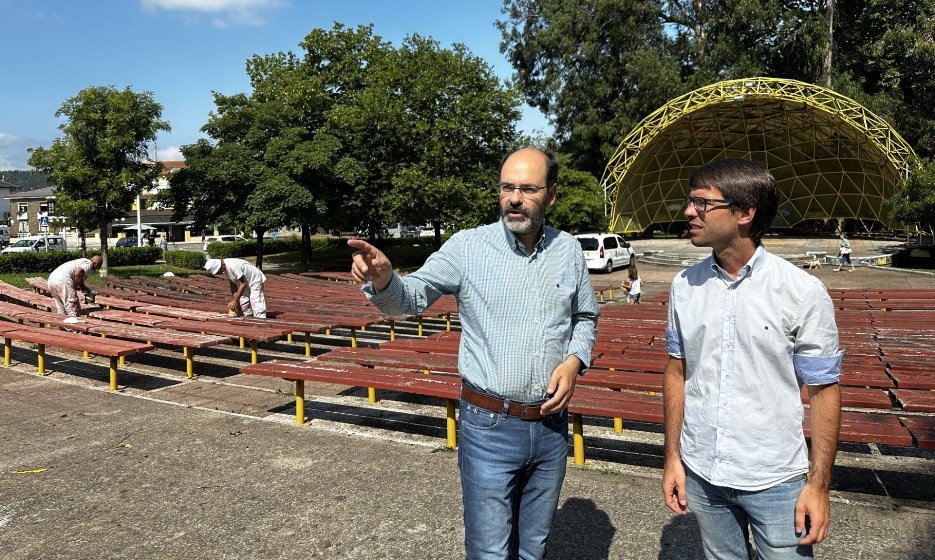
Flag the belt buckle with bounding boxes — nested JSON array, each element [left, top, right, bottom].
[[519, 405, 540, 420]]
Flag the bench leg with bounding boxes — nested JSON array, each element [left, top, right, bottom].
[[389, 319, 395, 342], [446, 399, 457, 448], [418, 317, 423, 337], [4, 337, 11, 366], [37, 344, 46, 375], [239, 336, 245, 349], [83, 350, 90, 359], [183, 346, 194, 378], [119, 355, 126, 366], [250, 340, 258, 364], [305, 332, 311, 357], [295, 379, 306, 425], [350, 328, 357, 348], [368, 387, 377, 403], [608, 288, 614, 300], [614, 418, 623, 432], [599, 291, 605, 302], [109, 357, 118, 392], [445, 313, 451, 332], [571, 413, 585, 466], [287, 333, 293, 343], [325, 327, 331, 336]]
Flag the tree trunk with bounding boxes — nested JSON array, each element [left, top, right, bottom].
[[433, 220, 442, 251], [79, 228, 87, 255], [301, 223, 312, 272], [255, 228, 266, 271], [99, 220, 109, 276], [822, 0, 834, 87]]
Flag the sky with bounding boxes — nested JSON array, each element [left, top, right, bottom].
[[0, 0, 551, 171]]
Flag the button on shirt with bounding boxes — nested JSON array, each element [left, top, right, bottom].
[[362, 221, 600, 403], [666, 245, 842, 491]]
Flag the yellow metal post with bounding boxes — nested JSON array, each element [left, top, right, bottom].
[[295, 379, 306, 425], [119, 355, 126, 366], [389, 319, 395, 342], [3, 337, 10, 366], [37, 344, 45, 375], [305, 332, 311, 357], [598, 291, 605, 303], [325, 327, 331, 336], [418, 317, 423, 337], [368, 387, 377, 403], [446, 399, 457, 448], [183, 346, 193, 378], [250, 339, 258, 364], [572, 413, 585, 466], [614, 418, 623, 432], [350, 328, 357, 348], [287, 333, 293, 343], [239, 336, 245, 349], [109, 357, 118, 391], [608, 288, 614, 300], [445, 313, 451, 332]]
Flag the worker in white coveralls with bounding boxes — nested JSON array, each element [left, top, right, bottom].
[[204, 258, 268, 318], [47, 255, 103, 317]]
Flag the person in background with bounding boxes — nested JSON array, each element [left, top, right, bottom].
[[835, 234, 855, 272], [623, 265, 642, 304], [662, 158, 841, 559], [203, 258, 268, 318], [47, 255, 103, 317], [349, 147, 599, 560]]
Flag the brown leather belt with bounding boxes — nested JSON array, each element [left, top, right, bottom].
[[460, 383, 544, 421]]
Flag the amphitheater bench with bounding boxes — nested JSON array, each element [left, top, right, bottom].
[[241, 360, 461, 447], [0, 324, 153, 391]]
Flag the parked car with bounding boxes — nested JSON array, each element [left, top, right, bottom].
[[203, 234, 248, 251], [574, 233, 635, 273], [1, 234, 68, 254], [115, 236, 140, 247]]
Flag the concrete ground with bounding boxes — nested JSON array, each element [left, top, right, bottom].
[[1, 239, 934, 559]]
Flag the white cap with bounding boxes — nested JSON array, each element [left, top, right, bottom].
[[162, 271, 175, 277], [204, 259, 222, 275]]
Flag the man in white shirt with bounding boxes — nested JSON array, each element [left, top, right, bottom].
[[47, 256, 103, 316], [204, 258, 268, 318], [661, 159, 842, 559]]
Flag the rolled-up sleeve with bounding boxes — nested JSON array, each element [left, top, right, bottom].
[[792, 281, 843, 385], [566, 248, 600, 372], [666, 278, 683, 358]]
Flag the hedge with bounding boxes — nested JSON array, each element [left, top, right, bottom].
[[0, 246, 162, 274], [205, 236, 446, 258], [164, 250, 206, 270]]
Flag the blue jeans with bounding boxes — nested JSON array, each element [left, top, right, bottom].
[[685, 468, 812, 560], [457, 398, 569, 560]]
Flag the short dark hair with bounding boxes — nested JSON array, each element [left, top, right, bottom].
[[499, 147, 559, 187], [689, 158, 779, 243]]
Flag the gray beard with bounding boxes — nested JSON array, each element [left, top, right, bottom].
[[501, 205, 544, 235]]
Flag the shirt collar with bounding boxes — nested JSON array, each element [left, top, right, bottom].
[[709, 244, 767, 281], [498, 219, 549, 256]]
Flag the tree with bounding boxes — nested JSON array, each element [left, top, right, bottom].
[[890, 157, 935, 233], [28, 86, 169, 274], [547, 164, 607, 233], [498, 0, 934, 175], [50, 194, 98, 254]]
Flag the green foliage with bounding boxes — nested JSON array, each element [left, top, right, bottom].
[[889, 157, 935, 230], [548, 165, 607, 234], [0, 247, 160, 274], [27, 86, 170, 273], [164, 250, 206, 270], [499, 0, 935, 174]]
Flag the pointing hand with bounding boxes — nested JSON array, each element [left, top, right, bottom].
[[348, 239, 394, 291]]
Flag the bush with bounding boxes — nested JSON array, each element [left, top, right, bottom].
[[202, 235, 446, 259], [164, 250, 206, 270], [0, 246, 162, 274]]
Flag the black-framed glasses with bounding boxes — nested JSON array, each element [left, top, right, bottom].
[[685, 195, 736, 212], [499, 183, 549, 197]]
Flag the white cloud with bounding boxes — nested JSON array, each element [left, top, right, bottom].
[[0, 132, 43, 171], [140, 0, 284, 27], [156, 146, 184, 161], [0, 132, 18, 147]]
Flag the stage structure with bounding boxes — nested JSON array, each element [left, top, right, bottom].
[[602, 77, 915, 234]]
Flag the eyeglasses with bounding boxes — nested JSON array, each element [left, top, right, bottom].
[[685, 195, 736, 212], [499, 183, 549, 197]]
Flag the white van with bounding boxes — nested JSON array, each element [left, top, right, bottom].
[[1, 235, 68, 254]]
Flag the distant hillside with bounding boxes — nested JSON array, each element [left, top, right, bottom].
[[0, 170, 51, 190]]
